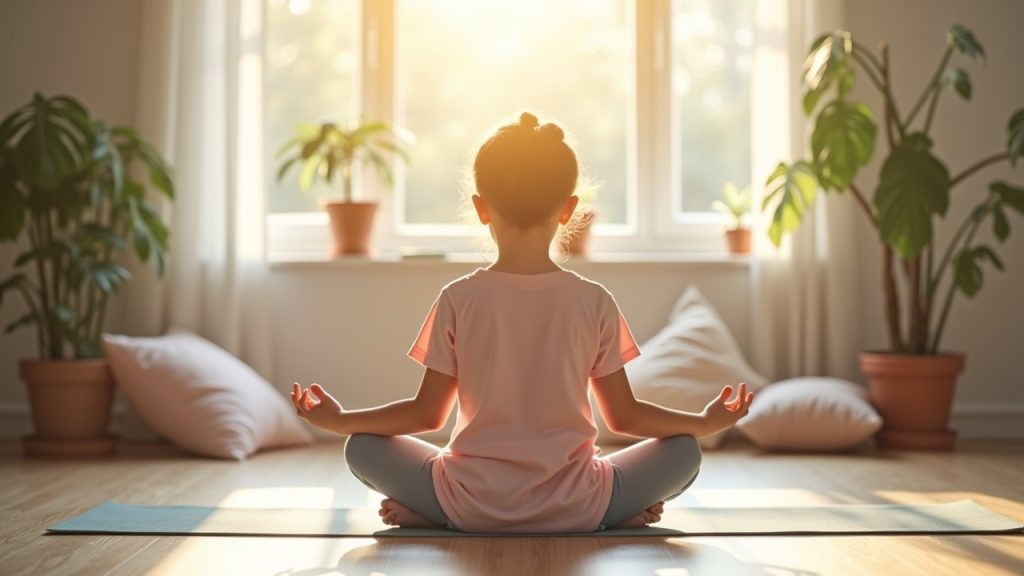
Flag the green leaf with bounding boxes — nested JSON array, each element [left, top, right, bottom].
[[992, 205, 1010, 242], [762, 161, 819, 246], [802, 31, 855, 115], [874, 133, 951, 258], [298, 154, 323, 189], [1008, 109, 1024, 166], [0, 273, 28, 308], [942, 68, 971, 100], [953, 246, 1003, 298], [276, 155, 300, 182], [78, 222, 127, 251], [0, 153, 26, 241], [991, 181, 1024, 214], [811, 101, 877, 191], [947, 25, 985, 63], [4, 312, 36, 335]]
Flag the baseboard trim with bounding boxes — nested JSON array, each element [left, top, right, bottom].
[[2, 401, 1022, 440]]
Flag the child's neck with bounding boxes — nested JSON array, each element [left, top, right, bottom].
[[489, 224, 561, 275]]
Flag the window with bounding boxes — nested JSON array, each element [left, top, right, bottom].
[[265, 0, 754, 254], [671, 0, 753, 216], [396, 0, 631, 228], [265, 0, 359, 213]]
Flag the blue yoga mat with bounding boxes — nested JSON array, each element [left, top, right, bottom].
[[47, 500, 1023, 537]]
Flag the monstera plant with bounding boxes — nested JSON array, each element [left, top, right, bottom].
[[762, 26, 1023, 449], [0, 93, 173, 456]]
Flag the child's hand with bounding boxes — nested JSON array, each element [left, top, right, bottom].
[[700, 383, 754, 437], [291, 382, 344, 432]]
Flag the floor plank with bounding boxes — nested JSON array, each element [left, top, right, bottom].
[[0, 438, 1021, 576]]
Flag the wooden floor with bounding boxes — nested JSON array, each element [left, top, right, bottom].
[[1, 438, 1022, 576]]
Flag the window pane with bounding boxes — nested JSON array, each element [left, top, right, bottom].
[[265, 0, 359, 213], [672, 0, 753, 214], [397, 0, 631, 225]]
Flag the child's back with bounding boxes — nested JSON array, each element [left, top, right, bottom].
[[292, 112, 751, 533], [411, 268, 639, 532]]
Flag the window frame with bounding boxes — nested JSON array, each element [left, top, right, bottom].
[[266, 0, 741, 259]]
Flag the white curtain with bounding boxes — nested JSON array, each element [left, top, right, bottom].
[[750, 0, 860, 382], [118, 0, 272, 377]]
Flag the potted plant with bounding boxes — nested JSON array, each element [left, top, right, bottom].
[[276, 120, 411, 256], [559, 177, 601, 257], [762, 26, 1023, 449], [713, 181, 753, 254], [0, 94, 174, 457]]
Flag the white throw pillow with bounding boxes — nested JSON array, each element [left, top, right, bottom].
[[103, 331, 313, 460], [593, 287, 767, 448], [737, 377, 882, 451]]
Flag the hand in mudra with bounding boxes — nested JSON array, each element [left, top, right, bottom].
[[700, 383, 754, 437], [291, 382, 343, 431]]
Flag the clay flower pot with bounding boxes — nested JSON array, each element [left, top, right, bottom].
[[860, 352, 965, 450], [562, 210, 596, 257], [20, 358, 118, 457], [725, 228, 752, 254], [324, 200, 378, 256]]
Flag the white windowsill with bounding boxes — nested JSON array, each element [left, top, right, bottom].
[[269, 251, 752, 269]]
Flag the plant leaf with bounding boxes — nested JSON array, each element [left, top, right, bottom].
[[802, 31, 854, 115], [953, 246, 1003, 298], [1008, 109, 1024, 166], [4, 311, 36, 335], [0, 152, 26, 241], [762, 161, 819, 247], [874, 133, 951, 258], [947, 25, 985, 63], [992, 204, 1010, 242], [0, 273, 28, 308], [991, 181, 1024, 214], [811, 100, 877, 191], [942, 68, 971, 100]]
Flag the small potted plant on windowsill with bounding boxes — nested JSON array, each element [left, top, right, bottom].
[[559, 177, 600, 257], [0, 94, 174, 457], [713, 181, 753, 254], [762, 26, 1023, 449], [276, 120, 411, 257]]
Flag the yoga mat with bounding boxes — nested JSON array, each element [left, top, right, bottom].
[[48, 500, 1023, 537]]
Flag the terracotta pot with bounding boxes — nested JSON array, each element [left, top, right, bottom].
[[562, 210, 596, 256], [725, 228, 752, 254], [860, 352, 965, 450], [323, 201, 378, 256], [20, 358, 118, 457]]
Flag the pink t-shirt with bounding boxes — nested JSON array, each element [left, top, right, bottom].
[[408, 268, 640, 532]]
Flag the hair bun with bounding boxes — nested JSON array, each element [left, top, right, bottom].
[[518, 112, 539, 129], [538, 123, 564, 142]]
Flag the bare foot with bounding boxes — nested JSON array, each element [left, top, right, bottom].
[[378, 498, 444, 528], [611, 501, 665, 529]]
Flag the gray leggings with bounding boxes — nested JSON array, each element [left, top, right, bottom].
[[344, 433, 702, 531]]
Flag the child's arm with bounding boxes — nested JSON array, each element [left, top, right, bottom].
[[591, 368, 753, 438], [291, 368, 457, 436]]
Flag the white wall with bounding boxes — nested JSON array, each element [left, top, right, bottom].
[[844, 0, 1024, 435], [0, 0, 142, 417]]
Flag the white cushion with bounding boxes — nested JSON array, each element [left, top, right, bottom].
[[103, 331, 313, 460], [593, 287, 767, 448], [738, 377, 882, 451]]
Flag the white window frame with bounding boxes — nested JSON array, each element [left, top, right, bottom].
[[267, 0, 742, 259]]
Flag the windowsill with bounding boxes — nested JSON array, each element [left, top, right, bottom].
[[269, 251, 753, 269]]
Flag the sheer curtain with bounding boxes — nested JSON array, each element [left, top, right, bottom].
[[749, 0, 860, 382], [118, 0, 272, 377]]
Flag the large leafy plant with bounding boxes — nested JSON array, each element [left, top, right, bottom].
[[0, 94, 174, 359], [764, 26, 1023, 354], [276, 120, 410, 202]]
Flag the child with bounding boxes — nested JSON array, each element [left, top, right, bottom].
[[291, 112, 753, 533]]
